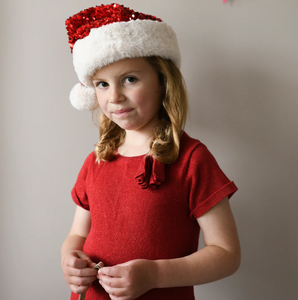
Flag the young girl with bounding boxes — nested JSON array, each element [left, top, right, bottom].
[[61, 4, 241, 300]]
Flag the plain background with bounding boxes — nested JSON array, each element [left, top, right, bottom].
[[0, 0, 297, 299]]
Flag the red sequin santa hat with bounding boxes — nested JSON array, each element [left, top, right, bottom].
[[65, 3, 181, 110]]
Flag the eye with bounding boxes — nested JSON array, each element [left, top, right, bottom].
[[124, 76, 137, 84], [95, 81, 109, 88]]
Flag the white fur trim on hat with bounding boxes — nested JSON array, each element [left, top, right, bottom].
[[72, 19, 181, 88], [69, 83, 97, 111]]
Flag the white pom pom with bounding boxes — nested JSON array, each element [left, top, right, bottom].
[[69, 83, 97, 110]]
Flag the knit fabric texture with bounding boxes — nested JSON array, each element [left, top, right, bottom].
[[70, 132, 237, 300]]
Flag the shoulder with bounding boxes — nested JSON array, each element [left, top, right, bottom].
[[84, 151, 97, 164], [179, 131, 210, 160], [177, 131, 222, 175], [77, 151, 98, 175]]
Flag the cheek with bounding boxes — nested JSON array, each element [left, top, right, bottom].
[[142, 98, 162, 118], [95, 94, 107, 111]]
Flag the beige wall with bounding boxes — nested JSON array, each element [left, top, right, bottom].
[[0, 0, 297, 299]]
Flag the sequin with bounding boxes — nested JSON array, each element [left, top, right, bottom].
[[65, 3, 163, 52]]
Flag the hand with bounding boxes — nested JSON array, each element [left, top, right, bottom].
[[97, 259, 157, 300], [61, 250, 99, 294]]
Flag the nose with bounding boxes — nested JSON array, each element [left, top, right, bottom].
[[109, 85, 126, 103]]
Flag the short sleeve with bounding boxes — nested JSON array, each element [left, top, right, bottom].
[[186, 144, 237, 219], [71, 153, 95, 210]]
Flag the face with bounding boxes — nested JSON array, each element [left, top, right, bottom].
[[92, 58, 162, 135]]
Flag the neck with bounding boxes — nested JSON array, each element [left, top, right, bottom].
[[118, 130, 154, 157]]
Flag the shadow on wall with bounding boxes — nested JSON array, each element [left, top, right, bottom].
[[188, 46, 297, 299]]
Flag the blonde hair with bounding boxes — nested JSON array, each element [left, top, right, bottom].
[[93, 56, 188, 164]]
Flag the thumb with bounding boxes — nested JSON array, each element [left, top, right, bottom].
[[72, 251, 94, 268], [89, 261, 104, 269]]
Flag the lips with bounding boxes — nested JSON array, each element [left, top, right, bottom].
[[113, 108, 133, 116]]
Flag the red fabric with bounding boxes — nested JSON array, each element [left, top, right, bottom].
[[70, 132, 237, 300]]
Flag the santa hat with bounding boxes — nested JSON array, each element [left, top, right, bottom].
[[65, 3, 181, 110]]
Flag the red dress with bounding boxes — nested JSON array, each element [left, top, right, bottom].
[[70, 132, 237, 300]]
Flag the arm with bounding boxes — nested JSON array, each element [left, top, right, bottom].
[[61, 206, 99, 294], [98, 197, 240, 299], [154, 196, 241, 287]]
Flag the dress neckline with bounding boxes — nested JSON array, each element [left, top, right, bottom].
[[115, 152, 147, 159]]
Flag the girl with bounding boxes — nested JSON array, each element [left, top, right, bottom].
[[61, 4, 241, 300]]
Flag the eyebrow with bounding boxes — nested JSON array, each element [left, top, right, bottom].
[[92, 69, 142, 81]]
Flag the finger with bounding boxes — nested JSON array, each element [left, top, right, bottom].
[[100, 280, 127, 298], [98, 261, 105, 268], [69, 274, 97, 287], [99, 265, 123, 278], [69, 283, 91, 295], [69, 255, 98, 269], [98, 273, 123, 288], [67, 266, 99, 277], [88, 260, 104, 269], [109, 296, 123, 300], [109, 295, 129, 300], [88, 261, 97, 268], [67, 257, 88, 269], [73, 252, 96, 268]]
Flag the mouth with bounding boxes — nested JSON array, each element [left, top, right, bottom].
[[113, 108, 133, 117]]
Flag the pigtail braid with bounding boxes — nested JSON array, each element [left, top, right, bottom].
[[94, 113, 125, 162]]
